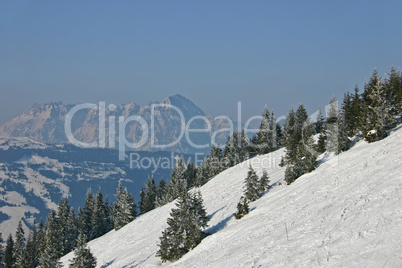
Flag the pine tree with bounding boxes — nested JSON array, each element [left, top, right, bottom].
[[26, 224, 39, 268], [0, 233, 5, 268], [90, 188, 108, 240], [283, 104, 317, 184], [81, 189, 94, 239], [113, 180, 137, 230], [4, 234, 14, 268], [14, 221, 27, 268], [254, 106, 273, 154], [156, 191, 209, 262], [140, 176, 157, 214], [155, 178, 167, 207], [326, 96, 340, 152], [258, 169, 270, 193], [166, 157, 188, 201], [39, 210, 63, 268], [69, 232, 96, 268], [58, 197, 78, 254], [185, 162, 197, 189], [244, 165, 260, 202], [233, 196, 249, 220], [384, 66, 402, 115]]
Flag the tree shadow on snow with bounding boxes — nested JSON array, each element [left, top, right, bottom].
[[206, 214, 234, 235]]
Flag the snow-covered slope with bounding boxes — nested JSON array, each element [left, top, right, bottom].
[[61, 127, 402, 267]]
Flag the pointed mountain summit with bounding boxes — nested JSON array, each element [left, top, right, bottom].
[[0, 95, 234, 154]]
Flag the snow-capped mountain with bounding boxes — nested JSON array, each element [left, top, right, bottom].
[[61, 127, 402, 267], [0, 95, 235, 154], [0, 137, 193, 239]]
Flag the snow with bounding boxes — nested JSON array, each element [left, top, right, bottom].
[[61, 126, 402, 267]]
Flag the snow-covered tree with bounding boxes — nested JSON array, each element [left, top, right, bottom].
[[14, 221, 27, 268], [244, 165, 260, 202], [39, 210, 63, 268], [233, 196, 249, 220], [139, 176, 157, 214], [4, 234, 14, 268], [113, 180, 137, 230], [156, 191, 209, 262], [90, 189, 108, 240], [69, 232, 96, 268], [258, 169, 270, 193], [26, 224, 39, 268]]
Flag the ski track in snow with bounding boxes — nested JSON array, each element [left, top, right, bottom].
[[61, 127, 402, 267]]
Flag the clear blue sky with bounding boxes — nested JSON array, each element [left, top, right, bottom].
[[0, 0, 401, 124]]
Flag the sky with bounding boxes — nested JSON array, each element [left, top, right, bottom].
[[0, 0, 401, 124]]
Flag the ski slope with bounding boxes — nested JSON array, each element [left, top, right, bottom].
[[61, 127, 402, 267]]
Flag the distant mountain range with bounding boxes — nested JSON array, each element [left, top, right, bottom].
[[0, 95, 236, 154], [0, 136, 193, 238]]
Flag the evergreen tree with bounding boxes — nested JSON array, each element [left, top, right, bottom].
[[155, 178, 167, 207], [90, 188, 108, 240], [4, 234, 14, 268], [283, 104, 317, 184], [166, 157, 188, 201], [315, 107, 325, 134], [140, 176, 157, 214], [384, 66, 402, 115], [39, 210, 63, 268], [58, 197, 78, 254], [0, 233, 4, 268], [26, 225, 39, 268], [326, 96, 340, 152], [156, 191, 209, 262], [104, 196, 114, 232], [258, 169, 270, 193], [253, 106, 273, 154], [113, 180, 137, 230], [14, 221, 27, 268], [363, 72, 397, 141], [185, 162, 197, 189], [351, 85, 363, 135], [233, 196, 249, 220], [69, 232, 96, 268], [244, 165, 260, 202], [81, 189, 94, 240], [194, 163, 208, 188]]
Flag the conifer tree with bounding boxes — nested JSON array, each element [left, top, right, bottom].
[[155, 178, 167, 207], [90, 188, 108, 240], [166, 157, 188, 201], [81, 189, 94, 239], [39, 210, 63, 268], [258, 169, 270, 193], [4, 234, 14, 268], [233, 196, 249, 220], [194, 163, 208, 188], [254, 106, 273, 154], [14, 221, 27, 268], [351, 85, 363, 135], [156, 191, 209, 262], [70, 231, 96, 268], [113, 180, 137, 230], [326, 96, 340, 152], [244, 165, 260, 202], [185, 162, 197, 189], [26, 224, 39, 268], [140, 176, 157, 214], [57, 197, 78, 254]]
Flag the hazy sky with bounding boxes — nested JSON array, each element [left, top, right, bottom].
[[0, 1, 401, 124]]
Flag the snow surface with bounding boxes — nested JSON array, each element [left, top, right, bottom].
[[61, 127, 402, 267]]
